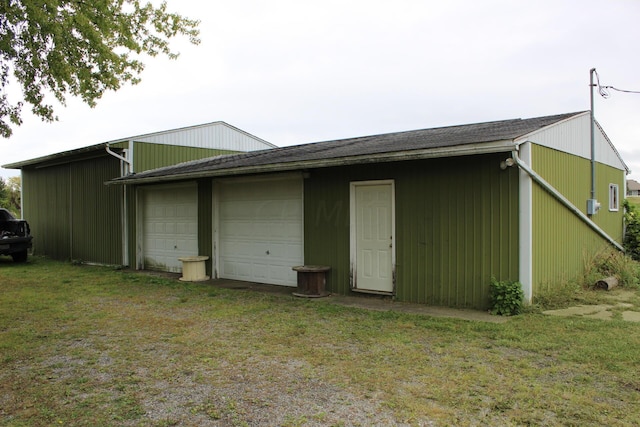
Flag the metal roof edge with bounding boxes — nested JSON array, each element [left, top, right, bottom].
[[106, 139, 516, 186], [5, 121, 275, 169], [3, 143, 109, 169]]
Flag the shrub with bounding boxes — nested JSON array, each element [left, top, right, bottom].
[[623, 199, 640, 261], [489, 278, 524, 316]]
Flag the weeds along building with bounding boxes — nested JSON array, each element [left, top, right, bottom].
[[5, 112, 629, 309]]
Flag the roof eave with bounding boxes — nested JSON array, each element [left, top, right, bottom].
[[107, 139, 517, 186], [2, 143, 110, 169]]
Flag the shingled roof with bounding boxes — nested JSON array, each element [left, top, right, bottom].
[[110, 112, 583, 185]]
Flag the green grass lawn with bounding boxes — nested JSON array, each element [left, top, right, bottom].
[[1, 257, 639, 426]]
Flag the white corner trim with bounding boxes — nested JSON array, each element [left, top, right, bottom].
[[516, 143, 533, 303]]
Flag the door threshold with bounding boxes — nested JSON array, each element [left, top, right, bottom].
[[351, 288, 395, 296]]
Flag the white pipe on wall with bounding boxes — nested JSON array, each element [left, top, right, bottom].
[[510, 150, 623, 251]]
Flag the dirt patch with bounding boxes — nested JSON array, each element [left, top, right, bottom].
[[150, 356, 417, 427]]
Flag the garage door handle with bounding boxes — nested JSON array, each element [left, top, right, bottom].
[[266, 250, 270, 255]]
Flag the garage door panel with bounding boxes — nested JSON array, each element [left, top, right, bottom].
[[270, 265, 294, 282], [219, 178, 303, 286], [142, 184, 198, 273], [283, 243, 303, 258], [221, 221, 302, 241]]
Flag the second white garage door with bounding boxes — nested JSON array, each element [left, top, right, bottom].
[[218, 176, 303, 286]]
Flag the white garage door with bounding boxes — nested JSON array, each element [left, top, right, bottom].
[[141, 183, 198, 272], [218, 177, 303, 286]]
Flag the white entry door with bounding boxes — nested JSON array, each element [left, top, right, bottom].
[[140, 183, 198, 272], [217, 176, 303, 286], [351, 181, 395, 294]]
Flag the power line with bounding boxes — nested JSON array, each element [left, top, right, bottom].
[[593, 69, 640, 98], [604, 86, 640, 94]]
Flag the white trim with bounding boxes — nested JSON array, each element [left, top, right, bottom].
[[516, 143, 533, 303], [212, 182, 220, 279], [135, 187, 143, 270], [301, 177, 306, 267], [349, 179, 396, 294]]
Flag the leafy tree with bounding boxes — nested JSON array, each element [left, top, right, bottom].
[[0, 176, 20, 216], [0, 177, 7, 208], [6, 176, 21, 216], [0, 0, 200, 137]]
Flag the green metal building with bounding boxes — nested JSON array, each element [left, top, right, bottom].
[[109, 112, 628, 309], [3, 122, 275, 266], [6, 112, 628, 309]]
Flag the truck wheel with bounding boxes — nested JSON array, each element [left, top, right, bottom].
[[11, 251, 28, 263]]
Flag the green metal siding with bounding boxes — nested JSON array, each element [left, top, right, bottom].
[[133, 142, 237, 172], [530, 144, 625, 292], [304, 169, 350, 296], [304, 153, 519, 309], [593, 165, 625, 242], [22, 166, 71, 260], [21, 156, 123, 264], [69, 157, 123, 264]]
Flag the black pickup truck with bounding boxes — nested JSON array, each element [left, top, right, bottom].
[[0, 208, 32, 262]]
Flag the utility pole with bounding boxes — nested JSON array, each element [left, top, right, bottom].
[[587, 68, 599, 215]]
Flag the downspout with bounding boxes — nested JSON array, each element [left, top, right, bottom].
[[510, 149, 623, 251], [121, 162, 129, 266], [105, 142, 133, 173], [105, 142, 133, 266]]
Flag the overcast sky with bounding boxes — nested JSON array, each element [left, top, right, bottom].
[[2, 0, 639, 181]]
